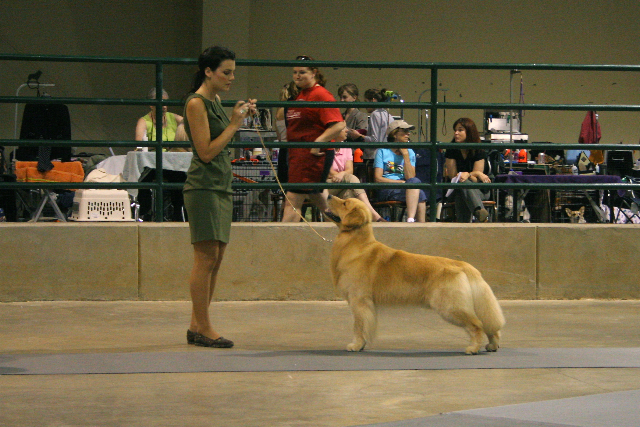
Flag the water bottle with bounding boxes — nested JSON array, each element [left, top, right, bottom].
[[571, 165, 578, 175], [0, 208, 6, 222]]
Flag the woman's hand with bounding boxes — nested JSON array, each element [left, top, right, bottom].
[[331, 171, 346, 182], [230, 99, 257, 127], [458, 172, 472, 182], [477, 172, 491, 183], [347, 129, 364, 140], [310, 148, 325, 156]]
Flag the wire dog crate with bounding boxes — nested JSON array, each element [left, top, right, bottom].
[[552, 189, 601, 223], [231, 160, 278, 222]]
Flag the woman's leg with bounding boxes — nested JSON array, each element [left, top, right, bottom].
[[308, 190, 329, 212], [405, 178, 426, 222], [454, 182, 486, 222], [189, 239, 227, 340], [281, 191, 308, 222], [405, 188, 420, 220], [343, 174, 383, 221]]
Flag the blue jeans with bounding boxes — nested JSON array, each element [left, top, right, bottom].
[[377, 177, 427, 203]]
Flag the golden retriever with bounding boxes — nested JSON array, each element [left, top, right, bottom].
[[325, 195, 505, 354]]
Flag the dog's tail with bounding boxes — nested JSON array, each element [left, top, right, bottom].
[[467, 268, 505, 335]]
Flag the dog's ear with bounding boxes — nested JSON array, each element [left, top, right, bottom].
[[342, 202, 368, 229], [565, 208, 572, 217], [578, 206, 585, 214]]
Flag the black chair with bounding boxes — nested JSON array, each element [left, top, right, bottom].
[[138, 167, 187, 222], [0, 174, 17, 221]]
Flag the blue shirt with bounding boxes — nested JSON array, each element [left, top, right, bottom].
[[374, 148, 416, 180]]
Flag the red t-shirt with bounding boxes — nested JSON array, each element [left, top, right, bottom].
[[286, 84, 343, 142], [286, 85, 343, 184]]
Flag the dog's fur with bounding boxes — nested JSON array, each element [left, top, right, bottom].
[[565, 206, 586, 223], [326, 195, 505, 354]]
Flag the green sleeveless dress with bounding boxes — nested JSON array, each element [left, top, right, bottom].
[[182, 93, 233, 244]]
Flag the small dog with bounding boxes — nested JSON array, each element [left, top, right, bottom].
[[325, 195, 505, 355], [565, 206, 586, 223]]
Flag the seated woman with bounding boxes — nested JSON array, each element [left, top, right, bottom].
[[374, 120, 426, 223], [444, 117, 491, 223], [135, 88, 184, 149], [327, 127, 385, 222]]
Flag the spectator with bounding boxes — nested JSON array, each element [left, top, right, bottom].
[[374, 120, 426, 222], [444, 117, 491, 223], [281, 55, 345, 222], [351, 88, 395, 160], [135, 88, 184, 148], [327, 127, 385, 222]]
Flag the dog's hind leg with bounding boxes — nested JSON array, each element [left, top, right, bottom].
[[443, 309, 484, 355], [485, 331, 500, 352], [347, 297, 376, 352]]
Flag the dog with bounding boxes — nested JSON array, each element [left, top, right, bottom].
[[565, 206, 586, 223], [325, 195, 505, 355]]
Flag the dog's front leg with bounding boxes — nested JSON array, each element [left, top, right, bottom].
[[347, 297, 376, 352]]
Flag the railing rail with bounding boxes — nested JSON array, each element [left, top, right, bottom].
[[1, 53, 639, 222]]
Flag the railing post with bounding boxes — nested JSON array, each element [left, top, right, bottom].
[[428, 67, 439, 222], [154, 61, 164, 222]]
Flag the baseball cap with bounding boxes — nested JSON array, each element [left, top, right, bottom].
[[386, 120, 415, 136]]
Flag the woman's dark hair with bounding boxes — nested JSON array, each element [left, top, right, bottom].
[[338, 83, 359, 99], [452, 117, 481, 156], [189, 46, 236, 93], [364, 88, 389, 103]]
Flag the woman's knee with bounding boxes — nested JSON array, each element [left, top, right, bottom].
[[344, 173, 361, 184]]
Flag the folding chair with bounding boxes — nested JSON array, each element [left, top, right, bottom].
[[15, 161, 84, 221]]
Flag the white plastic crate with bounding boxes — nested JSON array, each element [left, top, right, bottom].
[[70, 189, 133, 221]]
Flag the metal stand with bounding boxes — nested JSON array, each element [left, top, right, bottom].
[[31, 190, 67, 222]]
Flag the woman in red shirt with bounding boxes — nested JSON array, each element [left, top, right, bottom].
[[282, 55, 345, 222]]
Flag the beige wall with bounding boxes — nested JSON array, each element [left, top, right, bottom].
[[204, 0, 640, 147], [1, 0, 638, 157], [0, 0, 203, 155]]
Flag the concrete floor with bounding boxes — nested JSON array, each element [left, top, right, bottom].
[[1, 300, 639, 426]]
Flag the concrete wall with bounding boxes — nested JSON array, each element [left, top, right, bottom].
[[1, 222, 638, 302]]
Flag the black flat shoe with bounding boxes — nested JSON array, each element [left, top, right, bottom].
[[187, 329, 197, 345], [194, 333, 234, 348]]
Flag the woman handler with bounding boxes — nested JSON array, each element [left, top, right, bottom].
[[183, 46, 256, 347]]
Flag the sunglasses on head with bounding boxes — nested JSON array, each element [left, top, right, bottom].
[[296, 55, 314, 61]]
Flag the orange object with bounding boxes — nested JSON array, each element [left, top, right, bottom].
[[354, 148, 363, 163], [518, 149, 527, 163], [15, 161, 84, 183]]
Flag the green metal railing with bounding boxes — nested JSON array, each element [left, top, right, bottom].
[[1, 54, 639, 222]]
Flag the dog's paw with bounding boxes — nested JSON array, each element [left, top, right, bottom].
[[346, 342, 365, 352], [485, 342, 499, 352], [465, 345, 480, 355]]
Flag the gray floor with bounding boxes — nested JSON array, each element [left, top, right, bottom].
[[1, 300, 639, 427]]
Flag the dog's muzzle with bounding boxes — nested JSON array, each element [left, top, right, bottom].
[[324, 210, 341, 223]]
